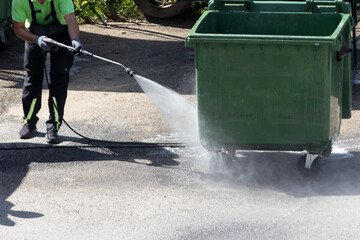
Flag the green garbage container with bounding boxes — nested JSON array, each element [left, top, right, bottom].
[[0, 0, 12, 28], [186, 0, 353, 168], [0, 0, 12, 48]]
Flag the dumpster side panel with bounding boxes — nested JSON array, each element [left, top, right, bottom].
[[341, 21, 352, 119], [195, 41, 340, 152]]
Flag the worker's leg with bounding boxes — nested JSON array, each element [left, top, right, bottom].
[[20, 42, 45, 138], [46, 32, 74, 132]]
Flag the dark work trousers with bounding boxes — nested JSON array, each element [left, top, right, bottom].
[[23, 31, 74, 131]]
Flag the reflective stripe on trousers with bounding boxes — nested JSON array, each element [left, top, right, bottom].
[[52, 97, 60, 131], [24, 98, 37, 124]]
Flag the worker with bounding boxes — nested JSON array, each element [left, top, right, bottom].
[[12, 0, 83, 144]]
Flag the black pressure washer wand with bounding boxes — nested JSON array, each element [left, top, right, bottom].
[[43, 37, 135, 76]]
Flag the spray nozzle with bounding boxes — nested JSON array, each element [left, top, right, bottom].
[[125, 68, 135, 77]]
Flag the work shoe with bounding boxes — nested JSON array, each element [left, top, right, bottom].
[[45, 127, 60, 144], [20, 123, 37, 139]]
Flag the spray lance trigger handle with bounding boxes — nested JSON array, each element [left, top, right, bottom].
[[41, 37, 60, 51], [42, 37, 92, 56], [43, 37, 76, 54]]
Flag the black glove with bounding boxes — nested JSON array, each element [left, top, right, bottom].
[[72, 38, 83, 55], [35, 35, 55, 52]]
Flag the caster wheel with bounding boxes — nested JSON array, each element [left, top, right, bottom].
[[297, 154, 320, 177]]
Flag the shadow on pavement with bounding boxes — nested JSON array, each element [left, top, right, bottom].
[[144, 15, 198, 29], [352, 83, 360, 110], [0, 141, 180, 226], [0, 162, 43, 227], [204, 150, 360, 198]]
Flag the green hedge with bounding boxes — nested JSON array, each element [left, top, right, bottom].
[[74, 0, 142, 23]]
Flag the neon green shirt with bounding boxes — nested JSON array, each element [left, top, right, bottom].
[[12, 0, 74, 26]]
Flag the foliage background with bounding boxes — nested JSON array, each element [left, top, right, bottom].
[[74, 0, 142, 23], [73, 0, 207, 23]]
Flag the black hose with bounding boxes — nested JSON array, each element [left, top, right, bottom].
[[0, 142, 187, 151]]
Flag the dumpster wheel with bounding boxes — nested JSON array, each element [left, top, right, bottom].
[[209, 150, 234, 174], [297, 154, 320, 177]]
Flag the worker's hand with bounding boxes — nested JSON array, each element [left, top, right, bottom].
[[71, 38, 83, 55], [35, 35, 54, 52]]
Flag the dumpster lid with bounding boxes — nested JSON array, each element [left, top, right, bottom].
[[209, 0, 351, 14]]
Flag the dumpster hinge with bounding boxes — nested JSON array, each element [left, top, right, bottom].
[[209, 0, 252, 11], [305, 0, 351, 13]]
